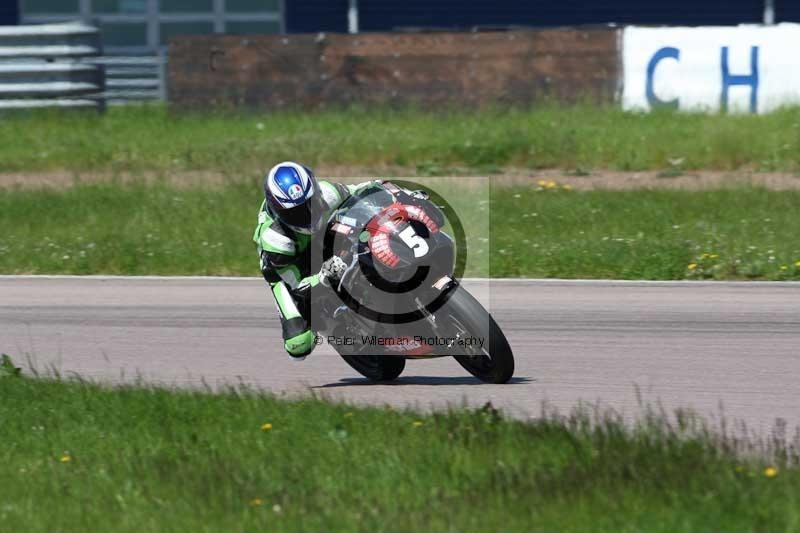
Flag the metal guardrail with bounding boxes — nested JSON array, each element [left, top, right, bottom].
[[0, 22, 104, 110], [90, 53, 167, 105]]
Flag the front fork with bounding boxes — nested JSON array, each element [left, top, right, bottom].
[[416, 275, 457, 335]]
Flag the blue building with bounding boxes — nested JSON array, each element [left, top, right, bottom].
[[287, 0, 773, 33], [13, 0, 791, 52], [1, 2, 19, 25], [17, 0, 282, 52]]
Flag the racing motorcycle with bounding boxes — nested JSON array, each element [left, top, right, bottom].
[[310, 181, 514, 384]]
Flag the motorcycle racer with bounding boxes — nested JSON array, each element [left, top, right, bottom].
[[253, 161, 367, 360]]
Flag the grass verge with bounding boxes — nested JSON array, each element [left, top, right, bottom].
[[0, 181, 799, 280], [5, 104, 800, 174], [0, 358, 798, 532]]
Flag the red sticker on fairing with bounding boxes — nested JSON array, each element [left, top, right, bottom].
[[331, 222, 353, 235], [381, 336, 434, 357], [366, 202, 440, 268]]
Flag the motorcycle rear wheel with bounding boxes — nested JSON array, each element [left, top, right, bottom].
[[339, 354, 406, 382]]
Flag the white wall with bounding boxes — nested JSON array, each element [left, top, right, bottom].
[[623, 24, 800, 113]]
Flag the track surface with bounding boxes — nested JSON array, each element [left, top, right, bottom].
[[2, 277, 798, 433]]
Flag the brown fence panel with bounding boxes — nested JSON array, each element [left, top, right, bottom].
[[168, 29, 619, 109]]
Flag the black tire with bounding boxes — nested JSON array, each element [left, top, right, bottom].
[[442, 286, 515, 384], [339, 354, 406, 382]]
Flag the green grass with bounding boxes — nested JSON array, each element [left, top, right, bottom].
[[491, 185, 800, 280], [0, 361, 798, 532], [5, 104, 800, 174], [0, 181, 799, 280]]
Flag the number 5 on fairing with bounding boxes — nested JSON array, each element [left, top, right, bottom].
[[399, 226, 429, 257]]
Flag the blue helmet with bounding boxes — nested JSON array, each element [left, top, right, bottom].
[[264, 161, 326, 234]]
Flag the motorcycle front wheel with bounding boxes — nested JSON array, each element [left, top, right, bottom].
[[439, 286, 515, 384]]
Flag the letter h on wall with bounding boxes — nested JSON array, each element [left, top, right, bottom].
[[720, 46, 759, 113]]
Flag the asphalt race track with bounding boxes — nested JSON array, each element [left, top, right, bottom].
[[1, 276, 799, 434]]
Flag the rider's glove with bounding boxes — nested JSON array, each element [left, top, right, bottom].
[[320, 255, 348, 286]]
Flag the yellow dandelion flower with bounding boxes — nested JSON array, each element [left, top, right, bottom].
[[249, 498, 264, 507], [545, 180, 558, 189], [710, 254, 719, 259], [701, 253, 710, 260], [795, 260, 800, 268], [764, 466, 778, 478], [561, 184, 573, 191], [537, 179, 548, 188], [688, 263, 698, 271], [260, 422, 273, 431], [780, 265, 788, 271], [412, 421, 424, 427], [59, 454, 71, 463]]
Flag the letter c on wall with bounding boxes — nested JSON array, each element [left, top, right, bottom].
[[646, 47, 680, 109]]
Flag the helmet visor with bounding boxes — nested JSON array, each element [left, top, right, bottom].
[[279, 193, 327, 234]]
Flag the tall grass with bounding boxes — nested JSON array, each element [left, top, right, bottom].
[[4, 104, 800, 174], [0, 364, 799, 532]]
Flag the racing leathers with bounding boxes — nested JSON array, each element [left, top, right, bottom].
[[253, 179, 372, 358]]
